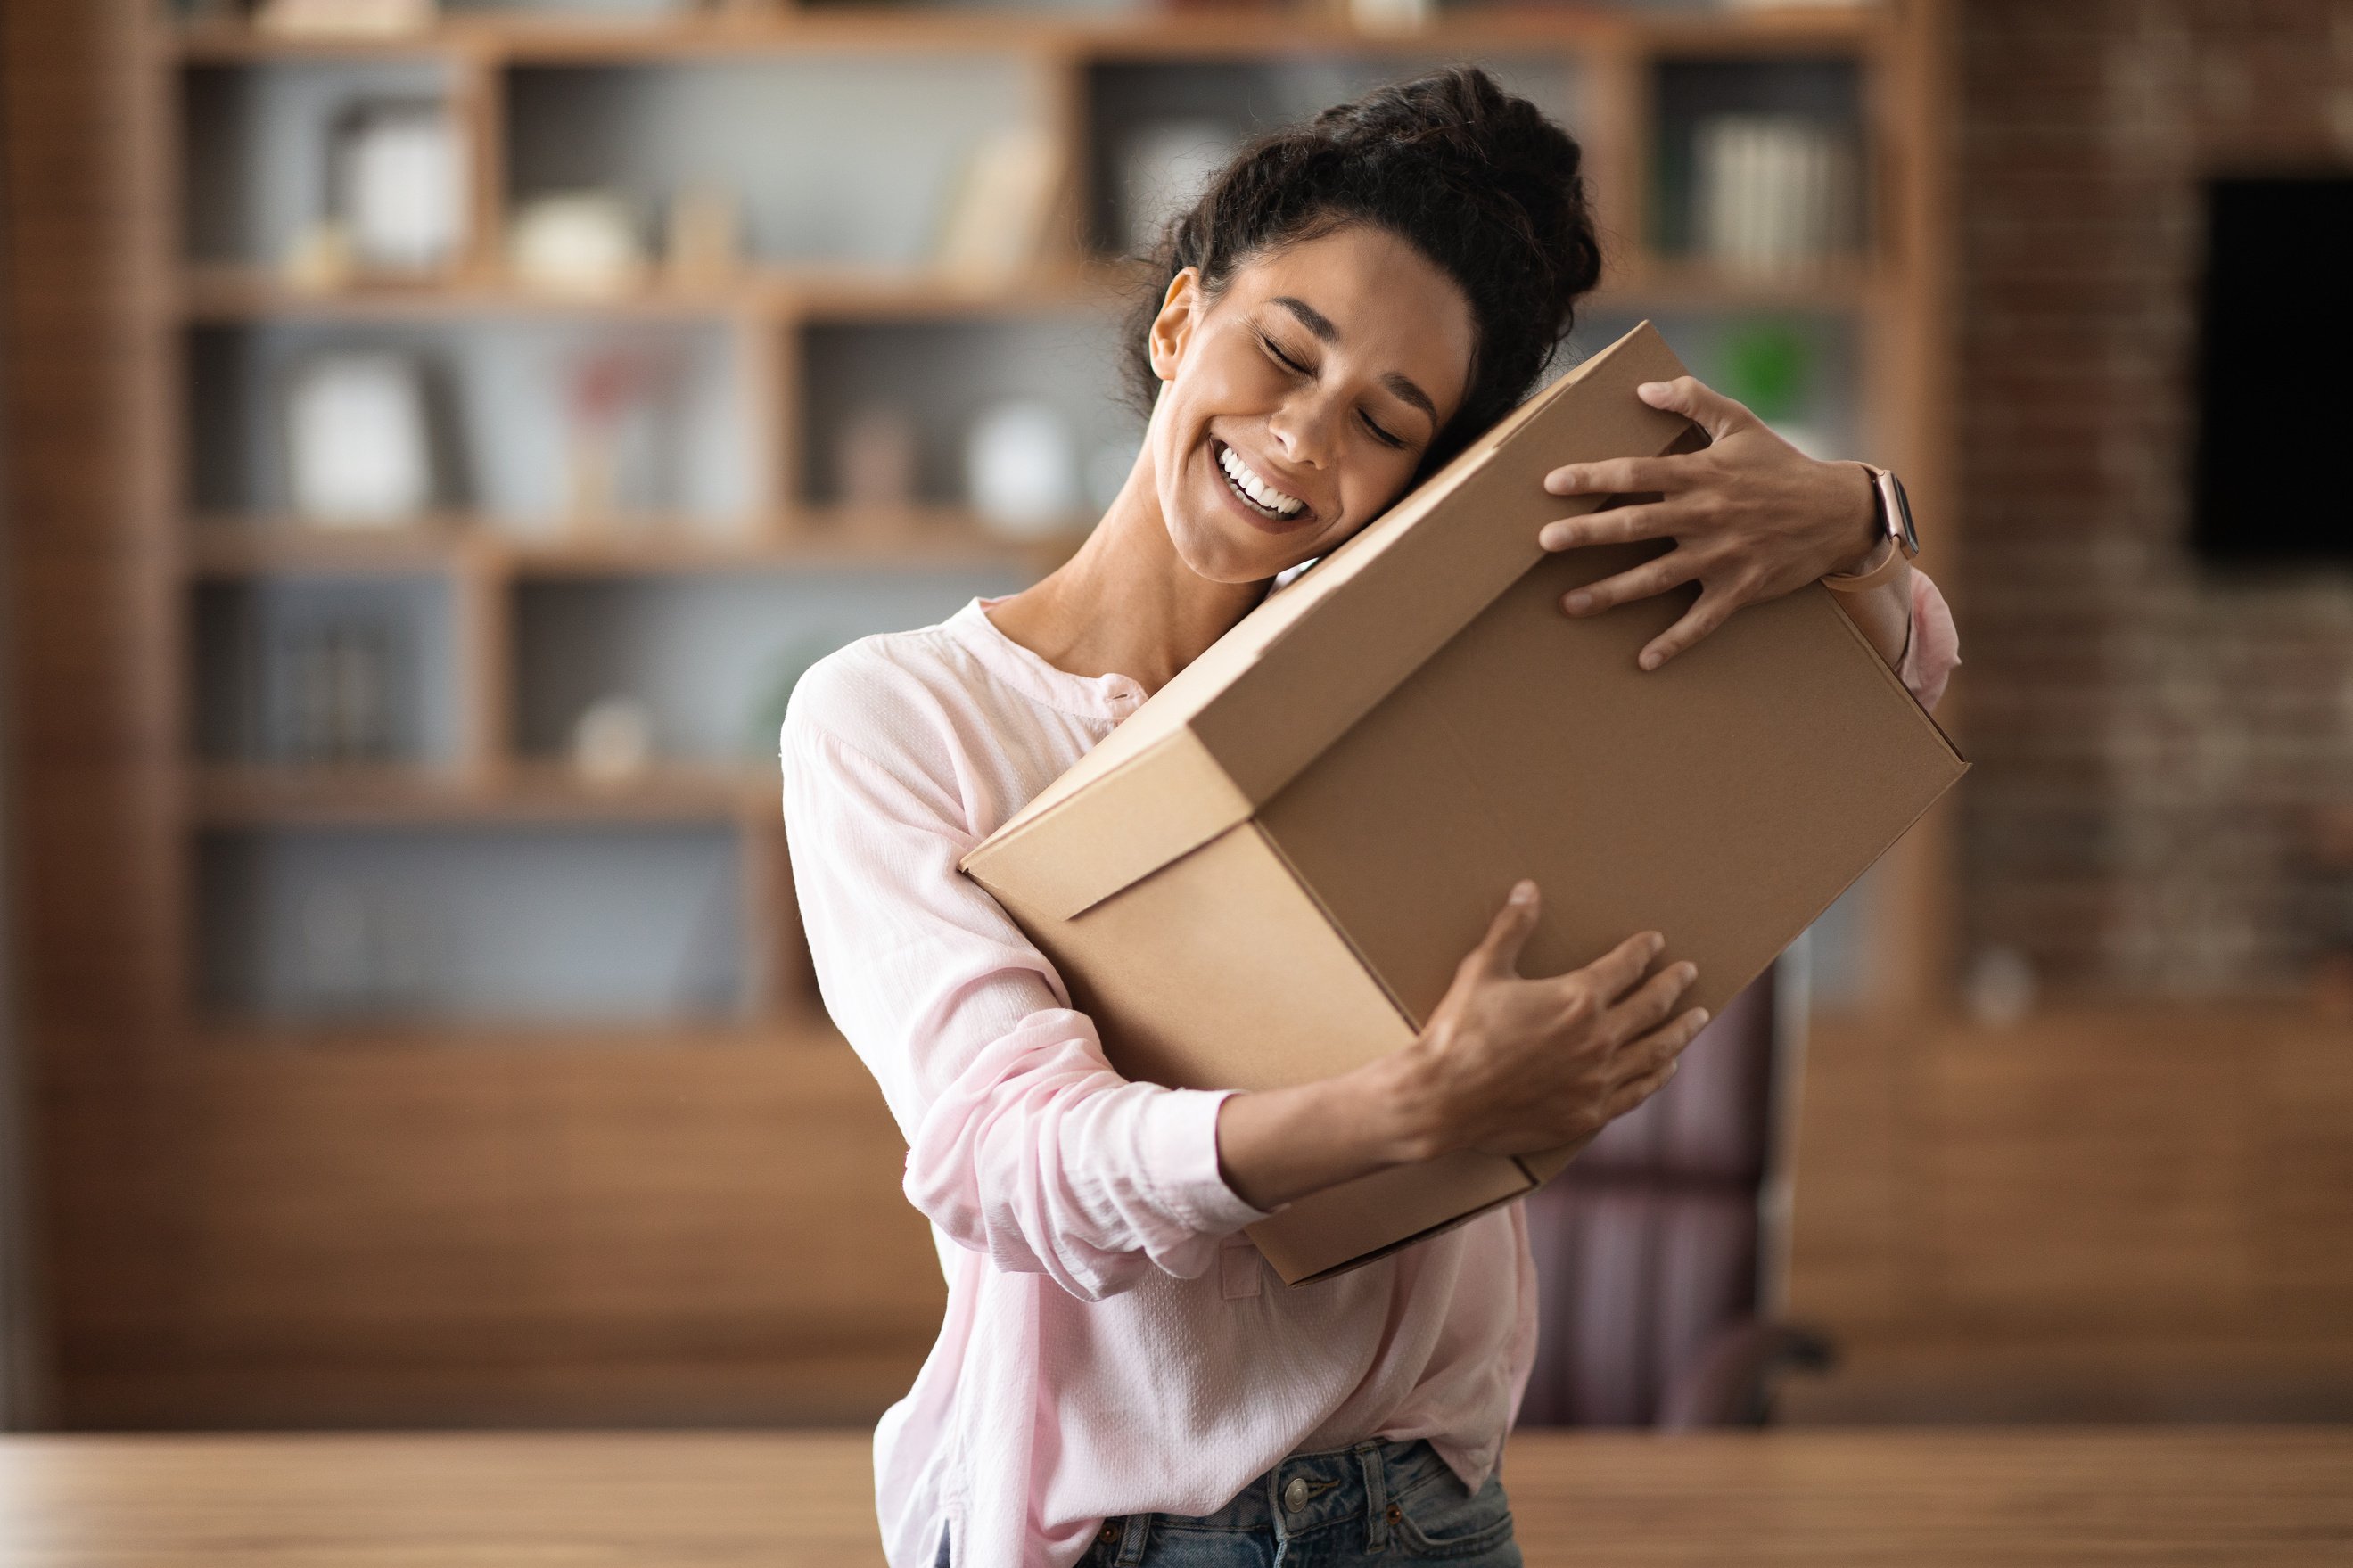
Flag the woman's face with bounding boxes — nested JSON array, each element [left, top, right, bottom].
[[1143, 223, 1477, 584]]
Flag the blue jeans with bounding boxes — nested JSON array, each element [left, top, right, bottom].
[[1075, 1438, 1521, 1566]]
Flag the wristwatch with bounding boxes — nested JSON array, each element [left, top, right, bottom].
[[1821, 463, 1919, 594]]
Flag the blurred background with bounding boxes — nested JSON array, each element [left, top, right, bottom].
[[0, 0, 2345, 1435]]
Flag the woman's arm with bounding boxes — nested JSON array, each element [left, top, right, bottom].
[[783, 663, 1267, 1303], [1216, 886, 1708, 1212]]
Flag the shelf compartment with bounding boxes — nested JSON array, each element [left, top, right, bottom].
[[195, 821, 748, 1025], [184, 512, 1086, 575], [177, 260, 1123, 320], [192, 573, 462, 768], [185, 759, 774, 826], [181, 55, 465, 274], [510, 567, 1027, 768], [798, 313, 1132, 515], [504, 55, 1039, 275], [1083, 53, 1581, 260], [185, 316, 754, 527]]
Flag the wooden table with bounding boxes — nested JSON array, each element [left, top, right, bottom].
[[0, 1428, 2345, 1565]]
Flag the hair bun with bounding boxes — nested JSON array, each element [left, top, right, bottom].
[[1129, 65, 1603, 460]]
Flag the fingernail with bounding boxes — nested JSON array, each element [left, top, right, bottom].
[[1565, 591, 1593, 614], [1510, 880, 1537, 905], [1549, 472, 1580, 494], [1639, 651, 1661, 670], [1676, 962, 1698, 982], [1639, 381, 1667, 400], [1647, 933, 1666, 956], [1693, 1009, 1711, 1027], [1538, 525, 1561, 550]]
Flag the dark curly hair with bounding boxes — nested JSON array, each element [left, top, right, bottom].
[[1124, 65, 1604, 469]]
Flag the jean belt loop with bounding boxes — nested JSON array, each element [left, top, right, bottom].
[[1357, 1440, 1393, 1553], [1107, 1511, 1149, 1566]]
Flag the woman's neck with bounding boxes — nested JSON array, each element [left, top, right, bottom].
[[982, 456, 1265, 697]]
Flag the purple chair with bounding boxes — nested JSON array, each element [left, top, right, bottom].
[[1515, 957, 1831, 1427]]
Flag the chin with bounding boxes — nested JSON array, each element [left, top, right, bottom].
[[1166, 508, 1292, 585]]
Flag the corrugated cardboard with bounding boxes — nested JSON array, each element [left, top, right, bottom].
[[962, 322, 1965, 1285]]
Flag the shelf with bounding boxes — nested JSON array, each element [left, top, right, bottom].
[[177, 263, 1125, 323], [179, 258, 1880, 324], [185, 513, 1090, 577], [185, 759, 777, 825], [187, 1013, 843, 1053], [167, 8, 1881, 67], [1590, 256, 1880, 313]]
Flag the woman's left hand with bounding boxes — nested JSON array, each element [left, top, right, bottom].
[[1538, 375, 1885, 670]]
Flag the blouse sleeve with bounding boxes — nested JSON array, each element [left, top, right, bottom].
[[779, 665, 1271, 1304], [1896, 569, 1961, 713]]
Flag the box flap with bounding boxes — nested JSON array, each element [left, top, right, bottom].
[[964, 321, 1697, 920]]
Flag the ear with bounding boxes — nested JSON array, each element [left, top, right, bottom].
[[1148, 267, 1205, 384]]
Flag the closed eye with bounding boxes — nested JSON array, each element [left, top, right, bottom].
[[1257, 330, 1311, 376], [1362, 412, 1405, 450]]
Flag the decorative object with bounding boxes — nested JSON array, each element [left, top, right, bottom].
[[934, 128, 1062, 283], [1118, 121, 1237, 255], [572, 694, 655, 784], [664, 184, 743, 289], [330, 98, 466, 275], [1718, 320, 1827, 457], [510, 193, 648, 297], [284, 350, 434, 527], [276, 618, 396, 764], [965, 400, 1077, 538], [1691, 113, 1860, 277], [280, 219, 357, 293], [1347, 0, 1433, 34], [835, 404, 918, 513], [257, 0, 435, 37], [562, 341, 680, 526]]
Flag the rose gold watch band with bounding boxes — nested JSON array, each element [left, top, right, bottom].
[[1822, 464, 1910, 595]]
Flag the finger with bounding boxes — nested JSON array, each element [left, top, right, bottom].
[[1465, 879, 1543, 981], [1602, 1055, 1681, 1121], [1561, 930, 1666, 1009], [1543, 454, 1698, 497], [1616, 1006, 1711, 1081], [1635, 375, 1756, 444], [1599, 961, 1699, 1045], [1537, 499, 1696, 554], [1561, 549, 1704, 618], [1636, 580, 1745, 669]]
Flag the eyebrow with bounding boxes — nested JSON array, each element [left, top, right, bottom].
[[1270, 295, 1440, 429]]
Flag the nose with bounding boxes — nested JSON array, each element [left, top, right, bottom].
[[1266, 390, 1341, 470]]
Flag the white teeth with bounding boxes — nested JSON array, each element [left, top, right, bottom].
[[1219, 444, 1304, 518]]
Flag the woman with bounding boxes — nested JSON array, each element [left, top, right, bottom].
[[783, 69, 1957, 1568]]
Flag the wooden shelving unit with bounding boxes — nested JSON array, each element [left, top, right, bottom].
[[0, 0, 1953, 1426]]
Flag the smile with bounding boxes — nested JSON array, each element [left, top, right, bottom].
[[1216, 441, 1307, 521]]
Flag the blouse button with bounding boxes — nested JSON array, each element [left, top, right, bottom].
[[1282, 1475, 1312, 1512]]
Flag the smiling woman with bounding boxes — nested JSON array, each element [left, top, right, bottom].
[[778, 65, 1958, 1568]]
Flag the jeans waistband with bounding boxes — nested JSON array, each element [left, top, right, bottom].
[[1098, 1436, 1454, 1559]]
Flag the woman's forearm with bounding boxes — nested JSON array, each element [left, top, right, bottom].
[[1214, 1054, 1434, 1214], [1834, 560, 1914, 669]]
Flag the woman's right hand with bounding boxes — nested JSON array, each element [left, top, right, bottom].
[[1391, 880, 1708, 1162]]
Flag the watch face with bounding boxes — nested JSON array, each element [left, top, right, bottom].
[[1883, 472, 1920, 556]]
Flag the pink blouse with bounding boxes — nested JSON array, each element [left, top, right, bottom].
[[779, 572, 1958, 1568]]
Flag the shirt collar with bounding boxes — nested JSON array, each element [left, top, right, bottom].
[[948, 597, 1149, 724]]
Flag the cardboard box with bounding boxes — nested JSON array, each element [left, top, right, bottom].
[[961, 322, 1965, 1285]]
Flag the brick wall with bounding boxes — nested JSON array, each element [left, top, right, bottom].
[[1955, 0, 2353, 997]]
